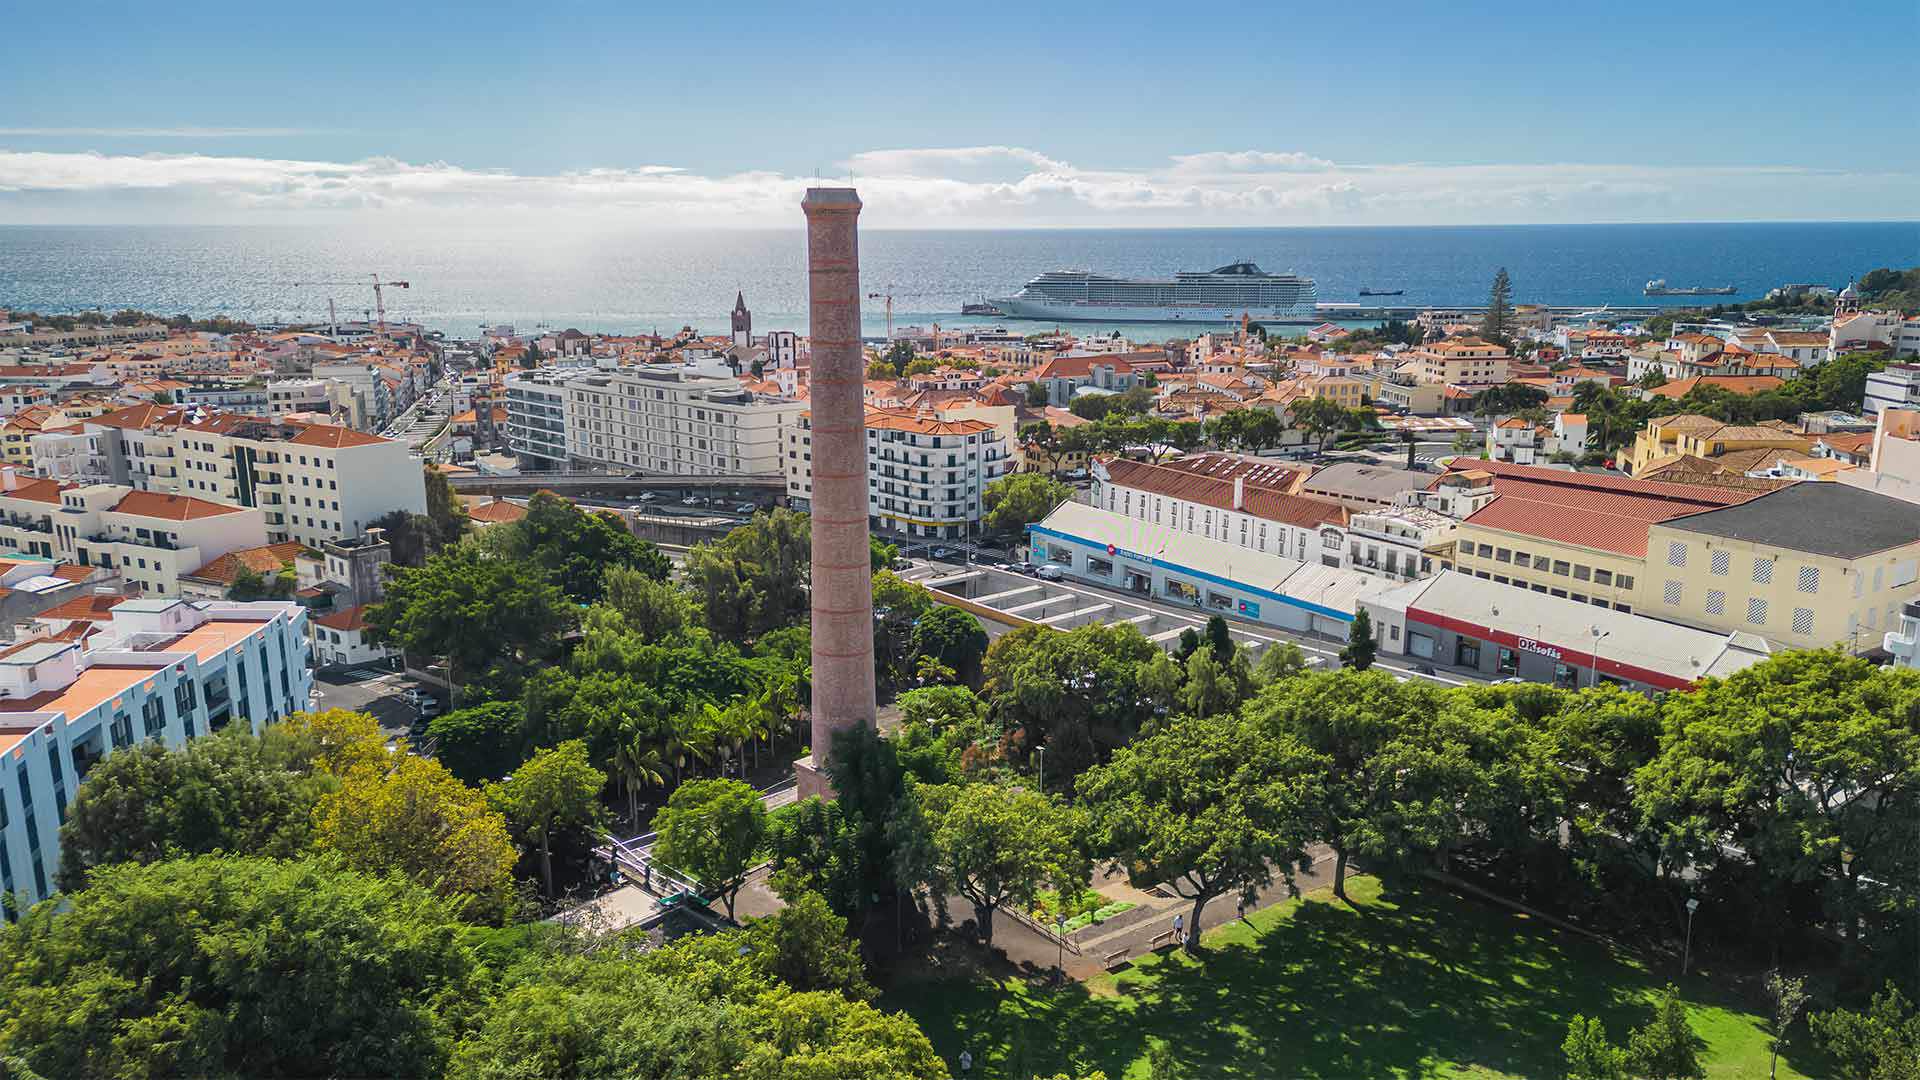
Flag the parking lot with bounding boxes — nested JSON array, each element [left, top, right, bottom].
[[308, 662, 446, 742]]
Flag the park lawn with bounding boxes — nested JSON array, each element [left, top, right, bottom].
[[881, 875, 1817, 1080]]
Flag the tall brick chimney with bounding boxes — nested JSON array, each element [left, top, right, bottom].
[[797, 187, 876, 799]]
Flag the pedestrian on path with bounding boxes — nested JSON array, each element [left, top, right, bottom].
[[1172, 912, 1184, 944]]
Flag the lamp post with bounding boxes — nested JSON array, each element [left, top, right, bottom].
[[1035, 745, 1045, 794], [1681, 896, 1700, 977], [1055, 913, 1066, 985], [1588, 627, 1611, 689]]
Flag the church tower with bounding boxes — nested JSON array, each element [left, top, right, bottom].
[[1836, 280, 1861, 318], [731, 291, 752, 348]]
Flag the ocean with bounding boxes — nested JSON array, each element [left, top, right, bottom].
[[0, 221, 1913, 340]]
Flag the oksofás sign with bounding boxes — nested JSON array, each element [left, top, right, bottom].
[[1514, 637, 1563, 661]]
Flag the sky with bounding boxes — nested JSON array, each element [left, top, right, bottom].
[[1, 0, 1915, 228]]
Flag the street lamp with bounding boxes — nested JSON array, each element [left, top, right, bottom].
[[1681, 896, 1700, 977], [1588, 626, 1611, 689], [1055, 913, 1066, 984], [1035, 745, 1045, 794]]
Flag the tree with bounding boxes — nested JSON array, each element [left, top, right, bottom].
[[263, 707, 390, 777], [1254, 641, 1309, 685], [982, 472, 1074, 536], [428, 701, 527, 783], [1563, 1015, 1627, 1080], [1204, 409, 1285, 453], [1287, 395, 1349, 454], [1340, 609, 1377, 670], [1811, 982, 1920, 1080], [500, 491, 671, 602], [740, 889, 871, 997], [486, 740, 607, 897], [313, 754, 518, 919], [601, 565, 696, 641], [1179, 647, 1244, 720], [1470, 383, 1551, 417], [370, 509, 442, 568], [902, 357, 938, 376], [684, 508, 811, 640], [1624, 985, 1704, 1079], [912, 605, 989, 685], [766, 797, 869, 917], [1633, 650, 1920, 948], [866, 359, 897, 379], [651, 778, 767, 921], [884, 340, 915, 371], [1765, 970, 1810, 1080], [1080, 711, 1318, 953], [228, 563, 296, 601], [56, 728, 322, 890], [422, 463, 469, 545], [0, 857, 481, 1080], [1245, 671, 1470, 901], [1481, 267, 1514, 343], [369, 547, 573, 691], [893, 780, 1085, 948], [982, 623, 1171, 779], [870, 535, 898, 573], [1026, 381, 1050, 407]]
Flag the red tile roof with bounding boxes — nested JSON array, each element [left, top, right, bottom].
[[0, 476, 69, 504], [1101, 454, 1340, 528], [34, 591, 133, 623], [286, 423, 390, 448], [314, 604, 370, 632], [465, 497, 527, 525], [88, 403, 187, 430], [110, 491, 247, 521], [184, 541, 311, 584], [1442, 458, 1774, 556]]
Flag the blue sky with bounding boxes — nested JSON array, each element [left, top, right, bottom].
[[2, 0, 1915, 226]]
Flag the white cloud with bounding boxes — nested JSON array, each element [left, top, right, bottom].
[[0, 146, 1909, 226]]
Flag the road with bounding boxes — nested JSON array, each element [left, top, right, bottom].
[[307, 662, 441, 742]]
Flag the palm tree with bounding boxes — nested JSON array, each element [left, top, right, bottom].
[[1588, 388, 1630, 458], [612, 730, 667, 826]]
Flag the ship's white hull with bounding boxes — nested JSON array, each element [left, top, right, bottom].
[[988, 297, 1319, 324]]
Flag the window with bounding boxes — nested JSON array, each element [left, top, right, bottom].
[[1663, 581, 1682, 606], [1667, 541, 1687, 567], [1617, 575, 1634, 591], [1747, 597, 1768, 625], [1753, 558, 1773, 585], [1496, 548, 1511, 563], [1706, 589, 1726, 616], [1497, 648, 1518, 675], [1791, 608, 1815, 635], [1553, 560, 1571, 577], [1798, 566, 1819, 593], [1574, 565, 1591, 581], [1711, 550, 1730, 577], [1594, 569, 1613, 587], [1456, 638, 1481, 667]]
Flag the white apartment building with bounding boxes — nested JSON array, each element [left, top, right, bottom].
[[1346, 505, 1457, 582], [268, 379, 334, 418], [0, 597, 313, 912], [1092, 454, 1354, 569], [37, 407, 426, 551], [56, 487, 268, 596], [1864, 365, 1920, 416], [564, 367, 802, 475], [784, 407, 1011, 539], [502, 371, 571, 470]]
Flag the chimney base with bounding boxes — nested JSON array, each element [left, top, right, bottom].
[[794, 755, 834, 801]]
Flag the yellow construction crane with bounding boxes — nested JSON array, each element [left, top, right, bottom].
[[291, 273, 411, 335]]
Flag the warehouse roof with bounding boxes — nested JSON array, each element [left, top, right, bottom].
[[1658, 483, 1920, 558]]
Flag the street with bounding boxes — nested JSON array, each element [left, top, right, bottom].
[[307, 662, 442, 742]]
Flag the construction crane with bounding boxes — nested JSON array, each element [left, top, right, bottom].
[[290, 273, 411, 336], [867, 289, 894, 342]]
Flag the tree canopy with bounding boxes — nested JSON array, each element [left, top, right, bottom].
[[892, 779, 1086, 947], [651, 778, 769, 920], [983, 473, 1074, 536]]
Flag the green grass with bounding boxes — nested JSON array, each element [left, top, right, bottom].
[[881, 875, 1818, 1079]]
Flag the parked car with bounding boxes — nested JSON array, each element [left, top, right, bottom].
[[417, 696, 442, 719], [733, 502, 757, 514], [1035, 564, 1065, 581], [929, 546, 954, 560], [1015, 561, 1039, 576], [637, 492, 658, 502], [890, 557, 913, 571]]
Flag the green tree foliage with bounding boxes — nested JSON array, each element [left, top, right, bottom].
[[1562, 1015, 1627, 1079], [313, 753, 518, 919], [766, 797, 870, 917], [902, 357, 938, 376], [483, 491, 671, 603], [1329, 318, 1425, 353], [227, 563, 296, 601], [1069, 385, 1154, 421], [981, 623, 1172, 778], [1253, 641, 1310, 685], [486, 740, 607, 897], [369, 547, 574, 690], [739, 889, 872, 997], [423, 463, 470, 546], [1561, 985, 1702, 1080], [883, 339, 915, 371], [892, 779, 1086, 947], [652, 778, 769, 921], [428, 701, 528, 783], [1470, 383, 1552, 417], [1204, 408, 1286, 453], [1481, 267, 1514, 343], [684, 508, 811, 640], [1632, 650, 1920, 946], [56, 727, 324, 890], [1340, 609, 1377, 670], [370, 509, 443, 568], [445, 939, 941, 1080], [0, 856, 481, 1079], [1079, 710, 1320, 951], [913, 605, 990, 686], [1244, 670, 1477, 900], [1286, 395, 1354, 453], [983, 472, 1074, 536], [1179, 647, 1250, 720], [871, 535, 899, 572], [1811, 981, 1920, 1080], [600, 563, 697, 641]]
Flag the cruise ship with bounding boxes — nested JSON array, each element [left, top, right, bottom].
[[990, 262, 1318, 323]]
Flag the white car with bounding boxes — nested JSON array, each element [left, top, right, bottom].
[[1035, 564, 1065, 581]]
